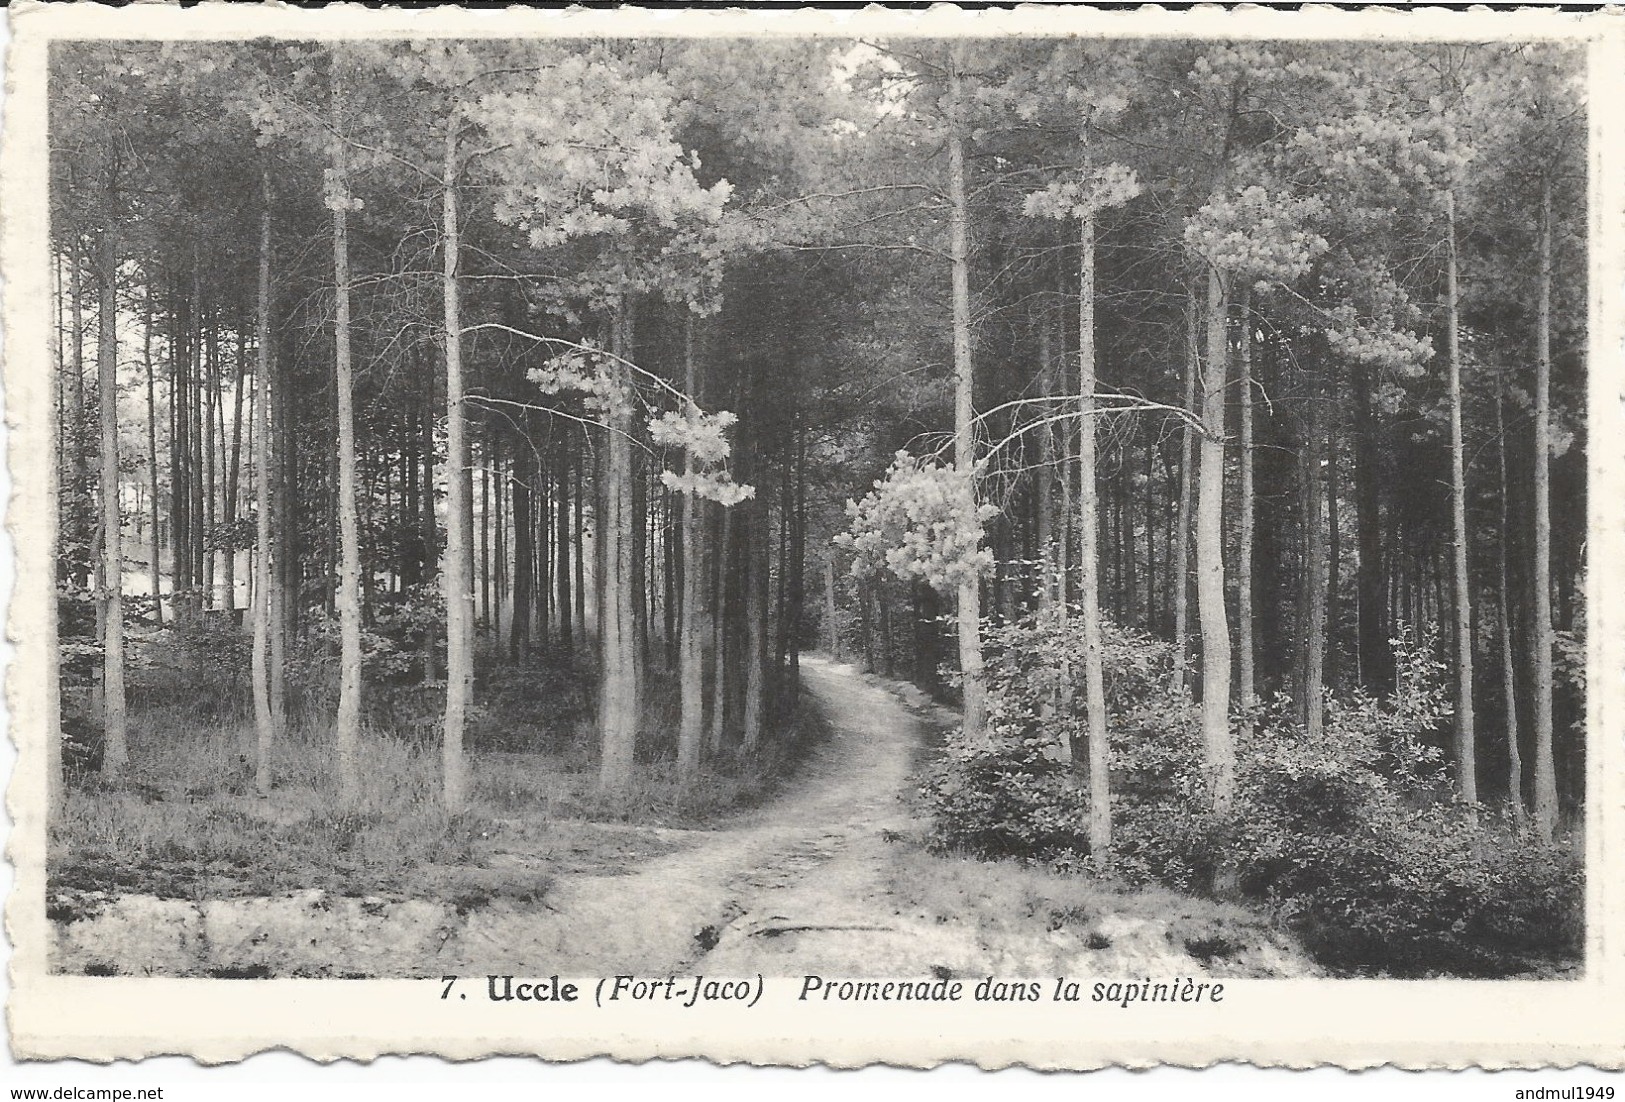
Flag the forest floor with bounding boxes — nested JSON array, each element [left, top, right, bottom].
[[442, 654, 1314, 980], [52, 655, 1314, 979]]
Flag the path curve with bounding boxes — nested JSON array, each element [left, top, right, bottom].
[[452, 656, 1313, 980], [52, 657, 1315, 979], [445, 655, 945, 976]]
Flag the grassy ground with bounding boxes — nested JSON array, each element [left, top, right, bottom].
[[857, 674, 1316, 977], [51, 650, 823, 914]]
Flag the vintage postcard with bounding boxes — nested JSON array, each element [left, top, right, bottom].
[[5, 0, 1623, 1069]]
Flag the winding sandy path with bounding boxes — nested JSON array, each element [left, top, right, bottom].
[[54, 656, 1312, 978], [445, 655, 962, 976]]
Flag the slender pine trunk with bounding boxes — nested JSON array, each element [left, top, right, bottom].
[[945, 51, 986, 739], [823, 557, 841, 659], [1197, 265, 1234, 813], [252, 171, 276, 797], [1445, 189, 1478, 810], [1077, 208, 1111, 861], [678, 316, 706, 779], [598, 299, 640, 790], [96, 186, 127, 778], [1171, 289, 1197, 696], [1531, 176, 1558, 839], [143, 301, 163, 625], [1036, 315, 1055, 612], [708, 503, 732, 756], [68, 248, 89, 590], [1301, 354, 1327, 740], [1496, 397, 1525, 824], [743, 486, 770, 751], [1237, 288, 1255, 717], [441, 116, 472, 812], [223, 328, 247, 613], [330, 80, 363, 806]]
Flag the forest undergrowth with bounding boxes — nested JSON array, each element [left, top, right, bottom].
[[916, 615, 1584, 979], [50, 623, 824, 913]]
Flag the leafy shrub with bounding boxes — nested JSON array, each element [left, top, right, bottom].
[[919, 612, 1584, 976], [473, 660, 595, 753], [918, 721, 1091, 858], [1236, 800, 1582, 976], [126, 615, 256, 720], [1221, 630, 1581, 975], [171, 616, 253, 686], [921, 609, 1186, 863]]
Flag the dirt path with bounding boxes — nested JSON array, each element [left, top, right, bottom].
[[441, 656, 1315, 981], [51, 656, 1316, 978], [445, 655, 961, 976], [54, 657, 1312, 978]]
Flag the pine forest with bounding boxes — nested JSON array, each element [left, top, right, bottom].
[[46, 35, 1587, 980]]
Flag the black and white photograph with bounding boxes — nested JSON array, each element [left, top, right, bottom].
[[6, 1, 1621, 1071]]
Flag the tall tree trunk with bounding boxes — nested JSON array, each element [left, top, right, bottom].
[[189, 268, 206, 611], [660, 486, 674, 669], [708, 503, 732, 756], [1445, 189, 1478, 809], [742, 489, 770, 750], [223, 329, 247, 613], [510, 450, 533, 658], [480, 439, 491, 630], [269, 329, 288, 734], [1121, 447, 1138, 624], [202, 321, 218, 608], [48, 259, 64, 805], [1170, 290, 1197, 695], [598, 299, 640, 790], [1056, 311, 1074, 743], [252, 172, 276, 797], [331, 83, 363, 807], [1077, 207, 1111, 860], [1036, 316, 1055, 612], [492, 436, 506, 635], [95, 192, 127, 779], [1301, 354, 1328, 740], [556, 446, 573, 652], [1236, 288, 1255, 717], [574, 454, 586, 637], [1326, 412, 1342, 695], [493, 437, 507, 631], [632, 420, 648, 666], [1352, 359, 1390, 689], [402, 406, 420, 589], [1531, 176, 1558, 839], [170, 293, 190, 618], [788, 423, 807, 691], [677, 316, 706, 780], [441, 117, 472, 812], [858, 583, 877, 675], [420, 387, 440, 679], [143, 302, 163, 625], [67, 247, 89, 589], [823, 557, 841, 659], [1496, 397, 1525, 824], [945, 51, 986, 738], [1145, 443, 1159, 634], [1197, 265, 1234, 813]]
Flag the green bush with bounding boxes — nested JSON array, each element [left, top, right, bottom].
[[1224, 632, 1582, 975], [921, 610, 1187, 864], [919, 611, 1584, 976], [918, 723, 1091, 858]]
